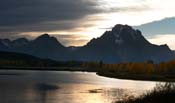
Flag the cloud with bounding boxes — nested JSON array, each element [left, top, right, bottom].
[[0, 0, 103, 36], [148, 34, 175, 50], [0, 0, 100, 26], [104, 5, 151, 13], [0, 0, 152, 34], [53, 34, 89, 46], [0, 0, 170, 47], [134, 17, 175, 36]]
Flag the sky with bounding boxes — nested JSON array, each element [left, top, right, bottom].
[[1, 0, 175, 49]]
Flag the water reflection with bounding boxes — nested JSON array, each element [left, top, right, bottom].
[[35, 83, 59, 103], [0, 70, 158, 103]]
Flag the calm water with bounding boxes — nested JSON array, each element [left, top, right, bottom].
[[0, 70, 158, 103]]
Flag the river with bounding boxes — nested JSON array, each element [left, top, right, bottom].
[[0, 70, 159, 103]]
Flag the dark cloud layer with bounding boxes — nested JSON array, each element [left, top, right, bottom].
[[0, 0, 99, 26], [0, 0, 151, 33], [0, 0, 103, 36]]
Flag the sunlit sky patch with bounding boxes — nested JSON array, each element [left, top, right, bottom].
[[1, 0, 175, 49], [147, 34, 175, 50]]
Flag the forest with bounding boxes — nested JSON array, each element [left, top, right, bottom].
[[83, 60, 175, 81]]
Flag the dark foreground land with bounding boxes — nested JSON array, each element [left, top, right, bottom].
[[117, 83, 175, 103]]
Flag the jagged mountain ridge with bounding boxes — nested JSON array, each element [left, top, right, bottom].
[[0, 34, 69, 60], [0, 24, 174, 63], [73, 24, 173, 62]]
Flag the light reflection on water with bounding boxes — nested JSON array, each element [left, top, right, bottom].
[[0, 70, 158, 103]]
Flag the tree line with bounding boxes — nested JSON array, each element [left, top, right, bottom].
[[82, 60, 175, 75]]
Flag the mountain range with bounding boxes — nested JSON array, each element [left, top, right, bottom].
[[134, 17, 175, 36], [0, 24, 174, 63]]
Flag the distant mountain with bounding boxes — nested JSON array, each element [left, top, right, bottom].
[[0, 25, 174, 63], [73, 24, 174, 63], [11, 38, 29, 47], [0, 41, 8, 51], [15, 34, 68, 60], [134, 17, 175, 36], [0, 38, 29, 51], [0, 34, 69, 61]]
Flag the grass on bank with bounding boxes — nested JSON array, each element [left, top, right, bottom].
[[117, 83, 175, 103]]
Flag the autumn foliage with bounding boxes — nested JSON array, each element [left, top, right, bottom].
[[83, 60, 175, 75]]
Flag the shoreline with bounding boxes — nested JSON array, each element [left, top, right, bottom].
[[97, 71, 175, 82], [0, 66, 96, 72], [1, 67, 175, 82]]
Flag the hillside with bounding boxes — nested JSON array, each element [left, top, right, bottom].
[[0, 24, 174, 63]]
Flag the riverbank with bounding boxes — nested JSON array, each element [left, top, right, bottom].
[[117, 83, 175, 103], [97, 71, 175, 82], [0, 66, 96, 72]]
